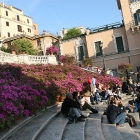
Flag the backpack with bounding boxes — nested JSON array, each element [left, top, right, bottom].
[[127, 114, 137, 127]]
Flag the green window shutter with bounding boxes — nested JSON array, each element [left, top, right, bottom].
[[78, 46, 84, 61], [134, 13, 138, 26], [95, 42, 102, 56], [116, 36, 124, 53]]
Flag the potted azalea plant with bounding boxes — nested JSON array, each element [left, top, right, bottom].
[[46, 46, 58, 55]]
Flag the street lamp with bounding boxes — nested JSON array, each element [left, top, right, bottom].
[[99, 41, 106, 70]]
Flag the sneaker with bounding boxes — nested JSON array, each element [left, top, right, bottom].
[[81, 115, 87, 118], [77, 116, 85, 122], [118, 124, 125, 127]]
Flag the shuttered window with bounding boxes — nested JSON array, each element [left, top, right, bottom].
[[115, 36, 124, 53], [78, 46, 84, 61], [95, 41, 102, 56]]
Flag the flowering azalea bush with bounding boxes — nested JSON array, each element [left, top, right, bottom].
[[118, 62, 132, 73], [0, 63, 121, 129], [59, 55, 76, 65], [46, 46, 58, 55]]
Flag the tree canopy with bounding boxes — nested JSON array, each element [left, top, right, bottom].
[[64, 28, 82, 40], [12, 39, 37, 55]]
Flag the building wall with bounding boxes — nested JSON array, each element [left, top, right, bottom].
[[60, 36, 88, 61], [86, 27, 128, 57], [0, 3, 37, 38], [33, 23, 39, 35]]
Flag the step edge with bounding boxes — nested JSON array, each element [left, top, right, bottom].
[[31, 111, 61, 140], [0, 104, 59, 140]]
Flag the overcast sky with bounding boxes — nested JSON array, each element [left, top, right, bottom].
[[1, 0, 122, 35]]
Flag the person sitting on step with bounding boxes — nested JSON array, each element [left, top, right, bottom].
[[72, 91, 98, 114], [107, 98, 126, 127], [61, 93, 85, 122]]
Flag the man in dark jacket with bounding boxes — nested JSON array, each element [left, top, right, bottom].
[[61, 93, 85, 122], [107, 98, 126, 127]]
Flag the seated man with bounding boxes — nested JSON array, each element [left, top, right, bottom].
[[61, 93, 85, 122], [73, 91, 98, 114], [107, 98, 126, 127]]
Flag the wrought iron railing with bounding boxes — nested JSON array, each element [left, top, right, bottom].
[[90, 22, 124, 34]]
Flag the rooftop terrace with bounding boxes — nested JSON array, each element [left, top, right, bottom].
[[90, 22, 124, 34]]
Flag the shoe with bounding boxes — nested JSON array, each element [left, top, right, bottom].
[[117, 124, 125, 127], [91, 108, 98, 114], [131, 95, 134, 97], [91, 102, 95, 105], [77, 116, 85, 122], [81, 115, 87, 118]]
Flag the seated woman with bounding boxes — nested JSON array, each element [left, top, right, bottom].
[[125, 100, 136, 113], [107, 98, 126, 127], [73, 91, 98, 114]]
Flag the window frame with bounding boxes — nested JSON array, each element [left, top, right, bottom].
[[7, 32, 10, 37], [6, 21, 9, 26], [17, 25, 22, 32], [17, 15, 20, 21], [27, 19, 29, 23], [94, 41, 103, 57], [6, 11, 8, 16]]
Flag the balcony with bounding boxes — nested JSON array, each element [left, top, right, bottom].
[[90, 22, 124, 34]]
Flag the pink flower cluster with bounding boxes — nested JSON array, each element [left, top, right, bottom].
[[0, 63, 121, 129], [46, 46, 58, 55], [118, 62, 132, 73]]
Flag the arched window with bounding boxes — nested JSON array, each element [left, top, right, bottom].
[[134, 9, 140, 25]]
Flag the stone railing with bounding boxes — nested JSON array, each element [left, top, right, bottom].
[[0, 51, 58, 65]]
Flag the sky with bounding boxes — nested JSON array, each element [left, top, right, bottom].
[[1, 0, 122, 35]]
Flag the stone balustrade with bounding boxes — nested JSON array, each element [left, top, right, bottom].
[[0, 51, 58, 65]]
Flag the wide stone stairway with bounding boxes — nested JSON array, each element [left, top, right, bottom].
[[0, 94, 140, 140]]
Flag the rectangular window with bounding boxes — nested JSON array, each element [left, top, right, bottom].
[[78, 46, 84, 61], [8, 32, 10, 37], [6, 11, 8, 16], [27, 28, 31, 33], [95, 41, 102, 56], [27, 19, 29, 23], [17, 15, 20, 21], [17, 25, 22, 32], [6, 21, 9, 26], [115, 36, 124, 53]]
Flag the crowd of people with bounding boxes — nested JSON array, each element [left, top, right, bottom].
[[61, 73, 140, 126]]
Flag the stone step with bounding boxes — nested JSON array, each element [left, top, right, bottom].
[[101, 115, 124, 140], [117, 123, 140, 140], [6, 105, 61, 140], [128, 112, 140, 138], [85, 105, 106, 140], [62, 112, 88, 140], [36, 113, 68, 140]]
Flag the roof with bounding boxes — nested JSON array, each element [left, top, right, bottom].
[[2, 33, 59, 43]]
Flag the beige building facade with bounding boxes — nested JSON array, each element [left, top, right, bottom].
[[0, 2, 38, 40], [3, 32, 59, 55], [59, 0, 140, 72]]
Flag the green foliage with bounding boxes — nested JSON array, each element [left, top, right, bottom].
[[64, 28, 82, 40], [12, 39, 37, 55], [0, 46, 11, 53], [82, 58, 94, 67]]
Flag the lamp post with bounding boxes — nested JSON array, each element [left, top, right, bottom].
[[100, 41, 106, 70]]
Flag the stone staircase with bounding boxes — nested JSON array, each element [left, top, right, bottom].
[[0, 94, 140, 140]]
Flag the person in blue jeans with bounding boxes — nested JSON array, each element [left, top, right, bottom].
[[107, 98, 126, 127], [90, 90, 101, 104]]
